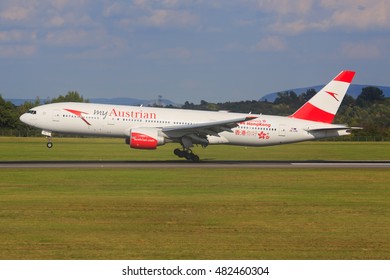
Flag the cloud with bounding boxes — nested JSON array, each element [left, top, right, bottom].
[[254, 0, 313, 16], [137, 9, 198, 28], [0, 6, 31, 21], [0, 30, 36, 42], [342, 42, 383, 59], [323, 0, 390, 30], [46, 14, 94, 29], [143, 47, 192, 60], [0, 0, 126, 58], [253, 0, 390, 34], [104, 1, 199, 29], [224, 36, 287, 53], [43, 28, 130, 59], [45, 30, 91, 47], [0, 29, 37, 57], [0, 0, 91, 24], [253, 36, 287, 52], [1, 0, 389, 61], [0, 44, 37, 58], [50, 0, 88, 9], [133, 0, 182, 9], [64, 37, 129, 59], [269, 20, 317, 35]]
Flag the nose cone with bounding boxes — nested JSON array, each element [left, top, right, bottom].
[[19, 113, 28, 124], [19, 112, 35, 126]]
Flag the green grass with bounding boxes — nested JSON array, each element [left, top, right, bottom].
[[1, 137, 389, 161], [0, 137, 389, 259], [1, 168, 389, 259]]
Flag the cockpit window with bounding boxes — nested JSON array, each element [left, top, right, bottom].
[[27, 110, 37, 114]]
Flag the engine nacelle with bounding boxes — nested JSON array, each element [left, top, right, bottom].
[[126, 127, 165, 150]]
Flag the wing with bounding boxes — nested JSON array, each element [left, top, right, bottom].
[[162, 116, 256, 147]]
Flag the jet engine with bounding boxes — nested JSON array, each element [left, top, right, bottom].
[[125, 127, 165, 149]]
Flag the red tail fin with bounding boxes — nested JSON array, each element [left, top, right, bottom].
[[290, 70, 355, 123]]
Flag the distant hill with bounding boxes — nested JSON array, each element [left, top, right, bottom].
[[89, 97, 148, 105], [7, 84, 390, 106], [89, 97, 179, 107], [7, 97, 180, 107], [5, 98, 37, 106], [259, 84, 390, 102]]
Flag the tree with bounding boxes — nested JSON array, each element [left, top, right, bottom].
[[183, 101, 195, 109], [300, 89, 317, 103], [341, 94, 356, 107], [356, 86, 384, 107], [0, 95, 18, 129], [274, 91, 298, 105], [274, 91, 301, 111], [49, 91, 89, 103]]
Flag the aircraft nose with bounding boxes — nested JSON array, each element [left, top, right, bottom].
[[20, 113, 33, 126], [19, 113, 27, 123]]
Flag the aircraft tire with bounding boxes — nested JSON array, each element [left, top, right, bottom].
[[184, 152, 192, 160], [174, 148, 181, 156], [191, 154, 200, 162], [174, 148, 186, 158]]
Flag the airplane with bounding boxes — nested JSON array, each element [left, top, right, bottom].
[[20, 70, 357, 162]]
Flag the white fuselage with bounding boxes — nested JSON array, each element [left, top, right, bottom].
[[19, 70, 356, 160], [20, 102, 351, 147]]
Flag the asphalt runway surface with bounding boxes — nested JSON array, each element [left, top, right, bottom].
[[1, 160, 389, 169]]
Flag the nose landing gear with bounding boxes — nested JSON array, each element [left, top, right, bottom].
[[46, 139, 53, 148], [42, 130, 53, 149]]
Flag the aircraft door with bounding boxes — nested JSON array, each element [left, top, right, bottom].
[[52, 110, 60, 122], [107, 115, 115, 126], [105, 114, 115, 134], [279, 124, 286, 136]]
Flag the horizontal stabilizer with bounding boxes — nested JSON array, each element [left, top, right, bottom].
[[305, 126, 362, 132]]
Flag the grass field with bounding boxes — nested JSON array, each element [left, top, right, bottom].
[[1, 136, 390, 161], [0, 137, 389, 259]]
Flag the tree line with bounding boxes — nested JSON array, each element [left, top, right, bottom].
[[0, 91, 88, 137], [1, 88, 389, 140], [182, 86, 389, 140]]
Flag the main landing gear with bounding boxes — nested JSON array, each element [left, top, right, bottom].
[[174, 148, 200, 162]]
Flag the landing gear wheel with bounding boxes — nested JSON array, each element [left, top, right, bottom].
[[46, 135, 53, 148], [190, 154, 200, 162], [174, 148, 182, 157], [184, 152, 192, 161], [174, 148, 185, 158], [173, 148, 200, 162]]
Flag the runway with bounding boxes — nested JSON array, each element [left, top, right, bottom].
[[1, 160, 389, 168]]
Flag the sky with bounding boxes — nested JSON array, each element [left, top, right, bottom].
[[1, 0, 390, 104]]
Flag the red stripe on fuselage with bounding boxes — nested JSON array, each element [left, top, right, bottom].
[[64, 108, 91, 126], [290, 102, 335, 123]]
